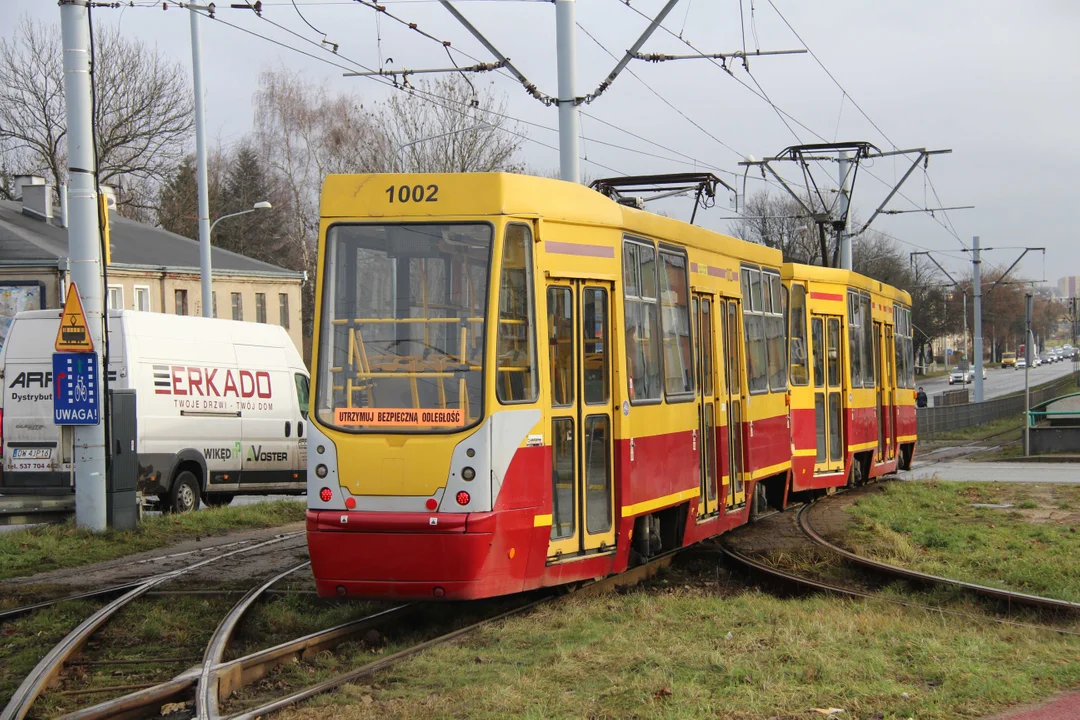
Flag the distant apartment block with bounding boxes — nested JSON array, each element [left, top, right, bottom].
[[1058, 276, 1080, 299]]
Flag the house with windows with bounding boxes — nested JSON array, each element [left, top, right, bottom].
[[0, 179, 304, 353]]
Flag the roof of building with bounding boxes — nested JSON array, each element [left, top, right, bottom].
[[0, 200, 303, 278]]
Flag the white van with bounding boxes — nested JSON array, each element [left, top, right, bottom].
[[0, 310, 310, 512]]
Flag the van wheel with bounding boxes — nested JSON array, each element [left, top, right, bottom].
[[204, 494, 235, 508], [170, 471, 201, 513]]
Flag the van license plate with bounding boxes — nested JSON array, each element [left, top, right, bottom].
[[12, 449, 51, 460]]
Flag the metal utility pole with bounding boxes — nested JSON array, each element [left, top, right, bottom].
[[837, 151, 852, 270], [555, 0, 579, 183], [1024, 292, 1033, 456], [971, 236, 984, 402], [963, 292, 968, 369], [190, 5, 212, 318], [60, 0, 107, 531]]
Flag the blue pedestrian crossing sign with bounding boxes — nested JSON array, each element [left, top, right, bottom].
[[52, 352, 100, 425]]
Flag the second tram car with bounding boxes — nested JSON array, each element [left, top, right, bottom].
[[305, 173, 916, 600]]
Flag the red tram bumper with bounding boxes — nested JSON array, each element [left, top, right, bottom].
[[306, 509, 536, 600]]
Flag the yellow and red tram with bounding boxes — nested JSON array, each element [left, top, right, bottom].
[[305, 173, 915, 600], [783, 264, 917, 494]]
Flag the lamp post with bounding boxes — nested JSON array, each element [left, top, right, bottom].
[[201, 201, 272, 318]]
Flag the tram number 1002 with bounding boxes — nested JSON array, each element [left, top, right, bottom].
[[386, 184, 439, 203]]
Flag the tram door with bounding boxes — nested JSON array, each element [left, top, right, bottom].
[[693, 295, 719, 518], [882, 323, 896, 461], [720, 299, 746, 510], [546, 281, 616, 560], [811, 315, 844, 474]]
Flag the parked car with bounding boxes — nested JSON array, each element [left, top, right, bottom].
[[0, 310, 310, 512]]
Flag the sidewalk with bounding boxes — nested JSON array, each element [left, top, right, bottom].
[[988, 691, 1080, 719]]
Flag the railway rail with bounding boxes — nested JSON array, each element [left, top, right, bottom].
[[29, 547, 675, 720], [717, 541, 1080, 638], [0, 532, 306, 720], [0, 537, 282, 623], [796, 500, 1080, 614]]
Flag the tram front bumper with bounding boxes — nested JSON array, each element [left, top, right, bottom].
[[305, 509, 531, 600]]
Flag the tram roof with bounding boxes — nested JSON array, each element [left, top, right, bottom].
[[321, 172, 781, 266], [781, 262, 912, 305]]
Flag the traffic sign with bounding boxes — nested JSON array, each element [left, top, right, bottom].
[[53, 352, 100, 425], [55, 282, 94, 352]]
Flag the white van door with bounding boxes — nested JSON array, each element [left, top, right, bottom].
[[235, 345, 294, 488], [292, 372, 310, 479]]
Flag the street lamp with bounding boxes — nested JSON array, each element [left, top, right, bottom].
[[200, 200, 272, 318]]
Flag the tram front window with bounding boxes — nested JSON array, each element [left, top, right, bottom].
[[316, 223, 494, 433]]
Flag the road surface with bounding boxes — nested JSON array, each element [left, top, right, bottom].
[[918, 360, 1077, 406]]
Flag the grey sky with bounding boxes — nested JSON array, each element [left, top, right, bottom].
[[6, 0, 1078, 284]]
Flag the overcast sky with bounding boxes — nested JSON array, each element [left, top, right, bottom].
[[6, 0, 1078, 285]]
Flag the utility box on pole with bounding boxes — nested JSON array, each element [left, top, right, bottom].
[[107, 389, 138, 530]]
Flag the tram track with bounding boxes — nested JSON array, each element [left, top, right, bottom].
[[796, 498, 1080, 614], [0, 532, 306, 720], [0, 537, 289, 624], [49, 549, 676, 720], [719, 486, 1080, 637]]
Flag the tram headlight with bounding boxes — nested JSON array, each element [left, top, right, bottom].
[[461, 466, 476, 481], [316, 464, 328, 479]]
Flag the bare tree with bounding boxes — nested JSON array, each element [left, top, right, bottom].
[[0, 15, 193, 216], [252, 68, 385, 335], [728, 190, 818, 263], [381, 76, 524, 173]]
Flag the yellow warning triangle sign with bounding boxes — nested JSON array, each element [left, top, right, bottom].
[[54, 282, 94, 353]]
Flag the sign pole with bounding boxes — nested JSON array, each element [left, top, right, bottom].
[[60, 0, 107, 531]]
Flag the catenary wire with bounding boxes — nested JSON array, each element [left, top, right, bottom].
[[617, 0, 967, 248]]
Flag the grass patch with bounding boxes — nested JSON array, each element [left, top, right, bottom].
[[0, 599, 98, 708], [846, 482, 1080, 602], [0, 500, 305, 582], [269, 585, 1080, 720]]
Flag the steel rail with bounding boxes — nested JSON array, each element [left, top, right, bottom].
[[60, 604, 419, 720], [796, 502, 1080, 613], [0, 538, 265, 623], [224, 552, 677, 719], [1, 532, 304, 720], [197, 561, 311, 720], [0, 581, 145, 624]]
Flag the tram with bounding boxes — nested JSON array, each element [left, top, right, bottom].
[[783, 264, 916, 494], [304, 172, 916, 600]]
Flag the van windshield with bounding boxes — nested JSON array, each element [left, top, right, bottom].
[[315, 223, 493, 433]]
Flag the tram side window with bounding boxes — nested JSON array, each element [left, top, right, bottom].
[[623, 239, 662, 402], [764, 273, 787, 392], [861, 293, 875, 387], [741, 266, 768, 394], [496, 224, 538, 403], [895, 305, 914, 389], [789, 283, 809, 385], [659, 249, 694, 398], [848, 290, 863, 387], [902, 308, 911, 390]]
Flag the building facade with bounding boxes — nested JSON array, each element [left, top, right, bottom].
[[0, 184, 304, 353]]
